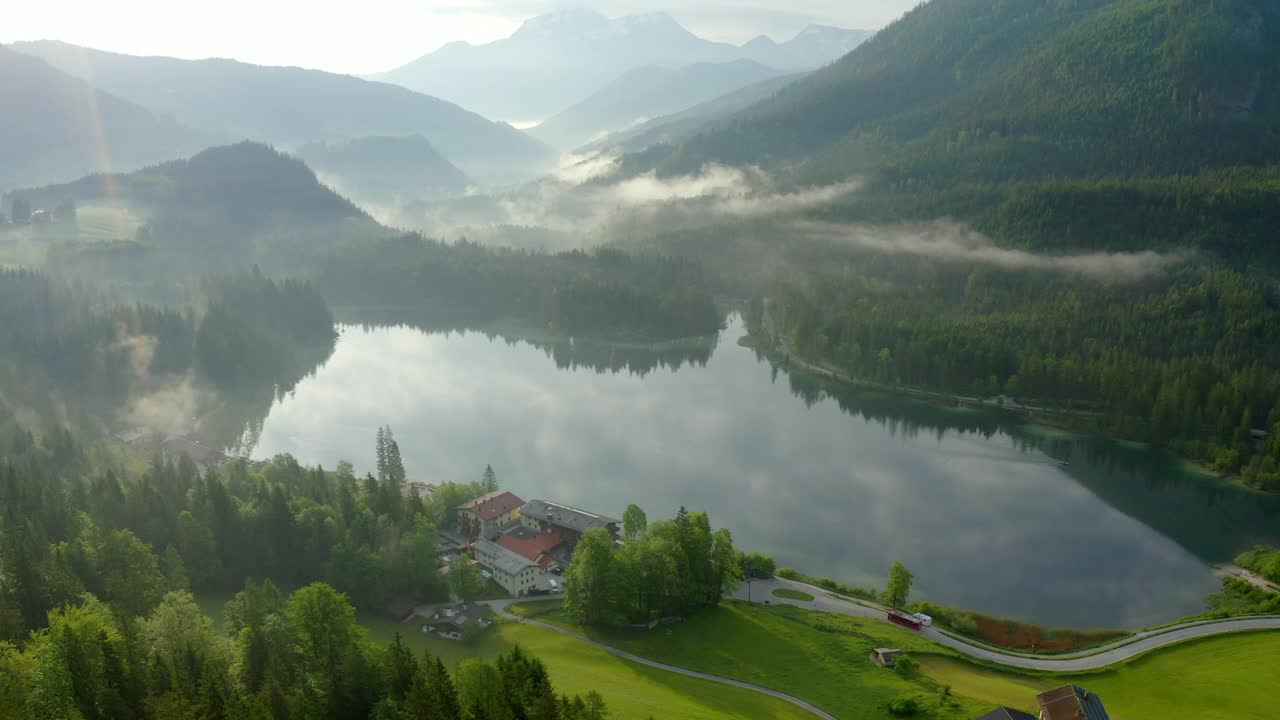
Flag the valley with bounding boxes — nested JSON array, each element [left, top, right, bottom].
[[2, 1, 1280, 719]]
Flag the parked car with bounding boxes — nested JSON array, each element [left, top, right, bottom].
[[551, 565, 564, 575], [548, 578, 560, 591]]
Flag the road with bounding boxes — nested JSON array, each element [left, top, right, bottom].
[[479, 596, 840, 720], [737, 576, 1280, 671], [406, 582, 1280, 720]]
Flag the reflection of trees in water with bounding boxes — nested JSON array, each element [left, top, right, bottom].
[[339, 308, 717, 378], [775, 355, 1280, 564], [200, 340, 336, 458]]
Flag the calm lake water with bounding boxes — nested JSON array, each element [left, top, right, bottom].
[[245, 315, 1280, 629]]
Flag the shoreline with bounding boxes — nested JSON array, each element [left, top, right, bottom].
[[746, 320, 1274, 496]]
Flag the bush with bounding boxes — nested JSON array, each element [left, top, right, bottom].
[[893, 654, 919, 678], [888, 696, 922, 717]]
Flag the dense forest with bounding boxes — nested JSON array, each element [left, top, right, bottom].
[[752, 262, 1280, 490], [0, 420, 614, 718], [318, 236, 722, 341]]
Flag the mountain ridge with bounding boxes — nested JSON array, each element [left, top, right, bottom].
[[527, 59, 785, 150], [9, 40, 556, 184], [374, 8, 870, 123], [0, 45, 211, 192]]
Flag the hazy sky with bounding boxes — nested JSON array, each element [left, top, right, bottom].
[[1, 1, 917, 75]]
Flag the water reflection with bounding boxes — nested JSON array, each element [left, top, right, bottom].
[[242, 314, 1280, 629]]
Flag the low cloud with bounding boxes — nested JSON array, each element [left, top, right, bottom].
[[379, 156, 864, 249], [792, 220, 1190, 281], [119, 376, 213, 434]]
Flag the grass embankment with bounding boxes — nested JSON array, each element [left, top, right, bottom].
[[920, 632, 1280, 720], [513, 599, 988, 720], [514, 599, 1280, 720], [200, 593, 814, 720], [772, 588, 816, 602]]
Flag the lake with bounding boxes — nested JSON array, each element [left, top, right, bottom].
[[244, 315, 1280, 630]]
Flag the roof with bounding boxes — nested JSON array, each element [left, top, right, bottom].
[[426, 603, 480, 627], [521, 499, 618, 534], [459, 491, 525, 521], [473, 539, 539, 576], [497, 528, 563, 563], [975, 708, 1037, 720], [1037, 685, 1111, 720]]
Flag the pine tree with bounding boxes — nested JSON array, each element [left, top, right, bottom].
[[481, 465, 498, 493]]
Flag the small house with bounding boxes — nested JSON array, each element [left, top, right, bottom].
[[1036, 685, 1111, 720], [870, 648, 904, 668], [421, 603, 482, 641]]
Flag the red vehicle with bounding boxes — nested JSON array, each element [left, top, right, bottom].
[[886, 610, 923, 630]]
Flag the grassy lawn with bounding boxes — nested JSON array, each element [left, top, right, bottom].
[[199, 593, 815, 719], [919, 632, 1280, 720], [513, 599, 986, 720], [772, 588, 816, 602]]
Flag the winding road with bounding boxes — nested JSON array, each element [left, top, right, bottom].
[[413, 578, 1279, 720], [736, 576, 1280, 671]]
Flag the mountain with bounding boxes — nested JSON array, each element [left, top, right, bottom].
[[0, 45, 209, 192], [527, 60, 784, 150], [11, 142, 387, 275], [295, 136, 472, 205], [9, 40, 555, 184], [643, 0, 1280, 185], [580, 72, 807, 155], [374, 8, 871, 123]]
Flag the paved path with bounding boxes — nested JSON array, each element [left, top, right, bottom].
[[407, 584, 1279, 720], [483, 596, 840, 720], [737, 576, 1280, 671]]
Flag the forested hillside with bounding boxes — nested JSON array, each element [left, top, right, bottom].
[[11, 142, 385, 277], [653, 0, 1279, 181], [0, 46, 208, 191], [318, 236, 723, 341], [295, 136, 472, 204], [753, 259, 1280, 491]]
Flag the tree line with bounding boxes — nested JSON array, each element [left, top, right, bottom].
[[317, 236, 722, 342], [565, 506, 741, 624], [0, 580, 609, 720]]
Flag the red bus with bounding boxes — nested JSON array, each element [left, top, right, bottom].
[[886, 610, 923, 630]]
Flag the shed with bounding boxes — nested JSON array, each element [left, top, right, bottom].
[[870, 648, 905, 668]]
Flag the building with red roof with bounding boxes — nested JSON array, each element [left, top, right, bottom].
[[457, 490, 525, 540], [496, 527, 564, 570]]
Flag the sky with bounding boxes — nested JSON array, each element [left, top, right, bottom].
[[0, 0, 918, 75]]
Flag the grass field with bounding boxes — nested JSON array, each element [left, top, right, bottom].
[[921, 632, 1280, 720], [772, 588, 816, 602], [0, 206, 145, 268], [514, 600, 986, 720], [200, 593, 816, 720]]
